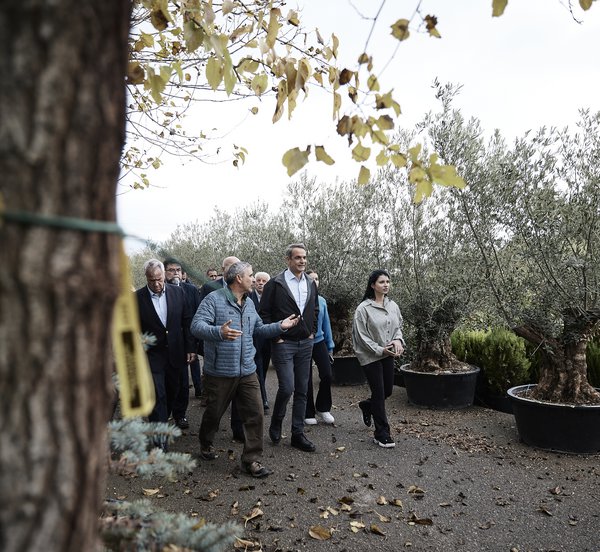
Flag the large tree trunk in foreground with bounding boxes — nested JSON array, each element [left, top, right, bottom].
[[514, 325, 600, 405], [0, 2, 130, 551]]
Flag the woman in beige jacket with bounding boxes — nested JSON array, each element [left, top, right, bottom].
[[352, 269, 404, 448]]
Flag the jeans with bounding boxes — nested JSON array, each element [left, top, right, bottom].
[[270, 338, 313, 435]]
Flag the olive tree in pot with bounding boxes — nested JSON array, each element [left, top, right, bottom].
[[428, 90, 600, 452], [375, 157, 483, 409]]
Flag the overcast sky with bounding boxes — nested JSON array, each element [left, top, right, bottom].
[[117, 0, 600, 251]]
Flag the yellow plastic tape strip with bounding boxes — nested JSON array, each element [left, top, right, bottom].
[[112, 243, 155, 417]]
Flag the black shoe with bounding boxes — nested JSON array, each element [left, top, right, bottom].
[[199, 445, 218, 460], [263, 401, 270, 412], [373, 435, 396, 448], [232, 431, 245, 444], [359, 401, 372, 427], [194, 390, 202, 398], [291, 433, 316, 452], [175, 417, 189, 429], [241, 460, 273, 478], [269, 420, 282, 444]]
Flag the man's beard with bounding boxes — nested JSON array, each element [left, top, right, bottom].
[[169, 277, 181, 285]]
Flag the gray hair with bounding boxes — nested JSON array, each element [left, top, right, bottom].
[[143, 258, 164, 274], [285, 243, 307, 258], [225, 261, 251, 285]]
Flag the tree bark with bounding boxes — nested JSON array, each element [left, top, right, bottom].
[[514, 325, 600, 405], [414, 334, 469, 373], [0, 2, 130, 551]]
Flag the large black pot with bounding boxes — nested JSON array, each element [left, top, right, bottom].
[[400, 364, 480, 409], [508, 384, 600, 454], [331, 356, 366, 386]]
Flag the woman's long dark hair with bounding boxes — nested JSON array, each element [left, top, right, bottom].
[[362, 269, 390, 301]]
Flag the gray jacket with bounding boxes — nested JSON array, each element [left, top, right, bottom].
[[191, 287, 283, 378], [352, 297, 404, 366]]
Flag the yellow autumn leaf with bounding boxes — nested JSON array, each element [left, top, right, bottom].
[[222, 0, 235, 14], [332, 91, 341, 120], [331, 33, 339, 58], [580, 0, 593, 9], [429, 163, 466, 189], [223, 53, 236, 95], [357, 165, 370, 185], [390, 18, 410, 41], [315, 146, 335, 166], [272, 79, 287, 123], [376, 115, 395, 130], [282, 147, 310, 176], [237, 58, 259, 74], [184, 20, 204, 53], [492, 0, 508, 16], [352, 143, 371, 162], [376, 495, 388, 505], [350, 520, 366, 533], [142, 488, 160, 496], [367, 74, 380, 91], [266, 7, 282, 48], [376, 149, 389, 166], [251, 73, 268, 96], [287, 9, 300, 26], [390, 153, 407, 168], [357, 52, 370, 65], [250, 106, 258, 115], [206, 56, 224, 90], [308, 525, 332, 540], [243, 506, 263, 527]]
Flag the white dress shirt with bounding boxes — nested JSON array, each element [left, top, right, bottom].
[[284, 269, 308, 312], [149, 286, 167, 327]]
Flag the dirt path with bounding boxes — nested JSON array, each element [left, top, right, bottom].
[[106, 372, 600, 552]]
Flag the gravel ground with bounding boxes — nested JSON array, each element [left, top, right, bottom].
[[106, 370, 600, 552]]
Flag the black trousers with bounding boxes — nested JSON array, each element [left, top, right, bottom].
[[305, 340, 333, 418], [361, 356, 395, 441]]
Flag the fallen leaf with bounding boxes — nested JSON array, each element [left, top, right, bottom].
[[538, 505, 553, 516], [374, 510, 391, 522], [297, 487, 305, 495], [391, 498, 403, 508], [407, 512, 433, 526], [370, 523, 386, 536], [376, 495, 388, 505], [549, 486, 562, 496], [142, 488, 160, 496], [308, 525, 332, 540], [231, 501, 239, 516], [326, 506, 339, 516], [338, 496, 355, 505], [350, 520, 366, 533], [340, 503, 353, 512], [243, 507, 263, 527], [336, 446, 346, 452], [438, 502, 452, 507], [478, 520, 495, 530]]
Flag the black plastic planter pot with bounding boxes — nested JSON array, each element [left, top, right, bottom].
[[331, 356, 366, 386], [508, 384, 600, 454], [400, 364, 480, 409]]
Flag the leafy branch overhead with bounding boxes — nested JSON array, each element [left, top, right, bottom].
[[125, 0, 466, 201]]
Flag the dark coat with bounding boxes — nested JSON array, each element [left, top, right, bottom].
[[259, 270, 319, 341], [135, 283, 195, 371]]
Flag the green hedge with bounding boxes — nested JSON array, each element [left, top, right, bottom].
[[453, 329, 600, 391], [452, 328, 530, 394]]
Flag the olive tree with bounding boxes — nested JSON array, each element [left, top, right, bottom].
[[428, 94, 600, 404]]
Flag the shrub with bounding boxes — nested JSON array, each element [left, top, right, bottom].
[[451, 329, 488, 366], [587, 339, 600, 388], [481, 328, 531, 395]]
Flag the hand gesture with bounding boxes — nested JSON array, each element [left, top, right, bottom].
[[281, 314, 300, 330], [221, 319, 242, 341], [384, 340, 404, 357]]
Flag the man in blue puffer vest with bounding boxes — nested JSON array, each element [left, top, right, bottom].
[[191, 261, 299, 478]]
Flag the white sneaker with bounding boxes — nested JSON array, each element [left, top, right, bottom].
[[304, 417, 317, 425], [316, 411, 335, 424]]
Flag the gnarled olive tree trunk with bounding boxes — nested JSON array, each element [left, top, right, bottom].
[[0, 2, 130, 551]]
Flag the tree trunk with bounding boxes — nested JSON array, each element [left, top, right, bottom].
[[0, 2, 130, 551], [414, 334, 468, 373], [514, 325, 600, 405]]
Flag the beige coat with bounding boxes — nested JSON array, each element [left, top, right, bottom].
[[352, 297, 404, 366]]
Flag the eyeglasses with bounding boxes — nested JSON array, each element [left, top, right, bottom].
[[166, 267, 182, 273]]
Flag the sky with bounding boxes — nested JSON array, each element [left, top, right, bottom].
[[117, 0, 600, 252]]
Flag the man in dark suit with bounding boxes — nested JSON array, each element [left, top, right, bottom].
[[249, 271, 271, 412], [136, 259, 196, 433], [163, 257, 202, 429]]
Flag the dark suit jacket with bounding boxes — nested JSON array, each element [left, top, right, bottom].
[[135, 284, 195, 372], [199, 277, 225, 302]]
